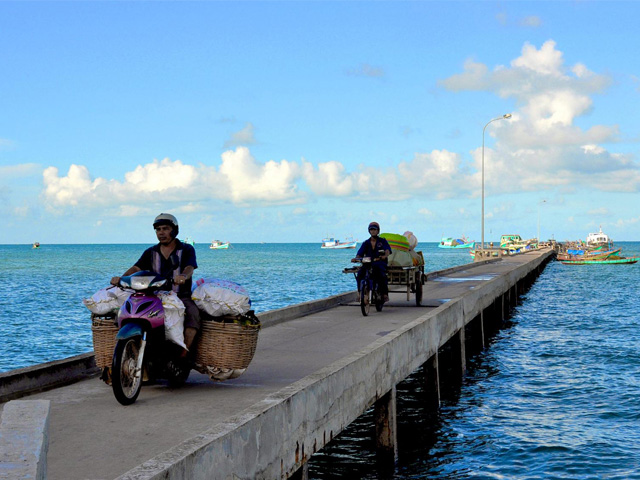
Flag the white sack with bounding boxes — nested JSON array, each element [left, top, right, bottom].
[[192, 278, 251, 317], [388, 250, 413, 267], [158, 291, 186, 349], [83, 287, 129, 315]]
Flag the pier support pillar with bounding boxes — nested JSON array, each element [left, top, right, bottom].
[[422, 353, 441, 410], [374, 387, 398, 465], [290, 462, 309, 480], [457, 328, 467, 376]]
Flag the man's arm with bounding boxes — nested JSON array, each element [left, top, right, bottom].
[[110, 265, 141, 286], [174, 265, 195, 285]]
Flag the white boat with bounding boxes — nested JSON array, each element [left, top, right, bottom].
[[586, 226, 612, 248], [321, 237, 358, 249], [209, 240, 230, 249]]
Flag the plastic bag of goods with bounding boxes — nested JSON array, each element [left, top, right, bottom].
[[403, 231, 418, 250], [380, 233, 410, 252], [192, 278, 251, 317], [83, 286, 130, 315], [158, 291, 186, 349]]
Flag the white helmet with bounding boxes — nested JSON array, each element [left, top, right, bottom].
[[153, 213, 179, 237]]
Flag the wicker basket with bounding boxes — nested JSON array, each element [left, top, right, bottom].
[[195, 317, 260, 371], [91, 313, 118, 368]]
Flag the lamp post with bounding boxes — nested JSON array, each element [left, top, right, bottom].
[[537, 199, 547, 246], [481, 113, 512, 250]]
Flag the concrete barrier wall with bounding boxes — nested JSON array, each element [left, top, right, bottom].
[[0, 400, 51, 480], [118, 251, 553, 479]]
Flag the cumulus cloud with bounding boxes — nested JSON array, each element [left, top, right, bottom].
[[38, 40, 639, 216], [440, 39, 635, 194]]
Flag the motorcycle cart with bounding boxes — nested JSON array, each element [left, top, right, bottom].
[[386, 251, 425, 306]]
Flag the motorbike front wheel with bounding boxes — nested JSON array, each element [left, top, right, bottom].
[[360, 281, 371, 316], [112, 337, 143, 405]]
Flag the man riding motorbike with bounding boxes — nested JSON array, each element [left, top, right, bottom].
[[352, 221, 392, 303], [111, 213, 200, 362]]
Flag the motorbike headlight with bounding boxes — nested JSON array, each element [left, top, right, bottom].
[[130, 276, 155, 290]]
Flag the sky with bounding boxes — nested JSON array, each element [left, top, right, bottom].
[[2, 1, 640, 244]]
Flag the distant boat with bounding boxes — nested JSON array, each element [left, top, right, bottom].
[[184, 237, 195, 246], [585, 226, 613, 249], [438, 236, 474, 249], [209, 240, 230, 249], [32, 242, 40, 249], [561, 256, 638, 265], [321, 237, 358, 249], [557, 248, 621, 262]]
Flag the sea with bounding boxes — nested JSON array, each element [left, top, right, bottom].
[[2, 241, 640, 479]]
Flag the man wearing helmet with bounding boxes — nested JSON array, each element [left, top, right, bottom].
[[111, 213, 200, 358], [351, 222, 392, 303]]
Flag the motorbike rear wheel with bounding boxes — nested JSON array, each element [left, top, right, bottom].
[[360, 282, 371, 316], [112, 337, 143, 405]]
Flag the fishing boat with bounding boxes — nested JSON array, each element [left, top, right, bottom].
[[556, 248, 621, 262], [586, 226, 613, 249], [321, 237, 357, 249], [184, 237, 195, 246], [209, 240, 230, 249], [438, 236, 475, 249], [500, 234, 535, 254], [561, 256, 638, 265], [32, 242, 40, 249]]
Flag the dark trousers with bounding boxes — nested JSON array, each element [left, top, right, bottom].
[[356, 264, 388, 296]]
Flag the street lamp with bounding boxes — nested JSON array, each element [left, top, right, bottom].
[[537, 199, 547, 246], [481, 113, 512, 250]]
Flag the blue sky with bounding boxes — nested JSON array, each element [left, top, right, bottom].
[[2, 1, 639, 244]]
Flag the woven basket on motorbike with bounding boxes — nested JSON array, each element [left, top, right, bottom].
[[195, 316, 260, 370], [91, 313, 118, 368]]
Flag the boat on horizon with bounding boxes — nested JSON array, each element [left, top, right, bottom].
[[586, 226, 613, 249], [321, 237, 358, 249], [438, 236, 474, 249], [209, 240, 230, 249], [32, 242, 40, 249]]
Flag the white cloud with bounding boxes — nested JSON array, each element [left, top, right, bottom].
[[1, 163, 41, 179], [346, 63, 385, 78], [224, 122, 257, 148], [37, 40, 640, 217], [441, 40, 635, 194], [520, 16, 542, 28]]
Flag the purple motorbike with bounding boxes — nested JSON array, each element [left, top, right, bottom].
[[111, 271, 189, 405]]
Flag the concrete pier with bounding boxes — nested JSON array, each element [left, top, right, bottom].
[[0, 248, 553, 480]]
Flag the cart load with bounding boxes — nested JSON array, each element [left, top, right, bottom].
[[380, 231, 425, 305]]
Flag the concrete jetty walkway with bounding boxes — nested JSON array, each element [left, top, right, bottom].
[[0, 250, 553, 480]]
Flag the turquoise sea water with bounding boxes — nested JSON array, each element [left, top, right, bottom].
[[2, 241, 639, 479], [0, 242, 470, 373], [309, 241, 640, 480]]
